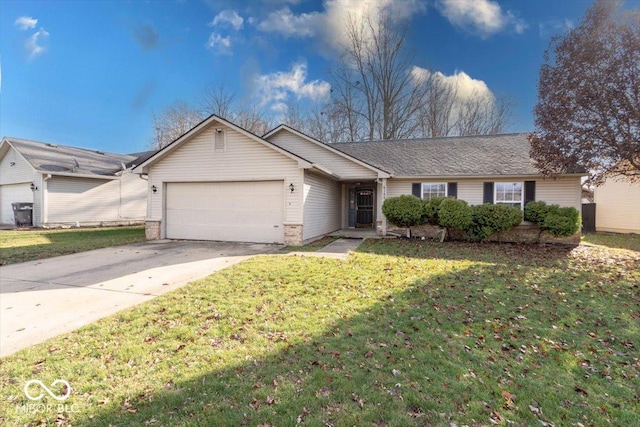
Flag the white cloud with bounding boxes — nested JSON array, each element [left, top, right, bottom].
[[411, 66, 493, 102], [210, 10, 244, 31], [25, 28, 49, 59], [205, 32, 232, 55], [14, 16, 37, 30], [436, 0, 527, 38], [254, 61, 331, 111], [257, 7, 321, 38], [257, 0, 426, 51]]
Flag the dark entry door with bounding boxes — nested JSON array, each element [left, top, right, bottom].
[[356, 188, 374, 228]]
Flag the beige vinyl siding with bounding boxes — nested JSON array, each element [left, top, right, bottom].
[[48, 177, 117, 223], [303, 171, 341, 240], [386, 180, 413, 198], [268, 130, 378, 180], [536, 176, 582, 210], [0, 146, 41, 225], [387, 177, 581, 209], [46, 174, 146, 225], [119, 171, 147, 219], [594, 180, 640, 233], [0, 146, 37, 185], [148, 125, 303, 225]]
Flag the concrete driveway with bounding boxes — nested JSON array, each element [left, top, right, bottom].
[[0, 240, 277, 357]]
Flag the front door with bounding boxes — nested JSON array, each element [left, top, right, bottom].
[[355, 188, 374, 228]]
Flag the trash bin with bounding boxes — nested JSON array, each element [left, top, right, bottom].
[[12, 202, 33, 227]]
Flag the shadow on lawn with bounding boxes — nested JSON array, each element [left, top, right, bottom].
[[57, 255, 639, 427], [355, 238, 576, 267]]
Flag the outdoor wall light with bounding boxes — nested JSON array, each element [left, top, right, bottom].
[[30, 183, 38, 191], [151, 185, 158, 193], [10, 162, 15, 166], [289, 183, 295, 193]]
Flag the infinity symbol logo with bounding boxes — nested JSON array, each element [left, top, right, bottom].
[[24, 379, 72, 401]]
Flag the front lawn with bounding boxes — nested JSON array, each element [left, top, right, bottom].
[[582, 231, 640, 253], [1, 240, 638, 426], [0, 226, 146, 265]]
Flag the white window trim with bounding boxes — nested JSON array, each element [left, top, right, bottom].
[[494, 181, 524, 209], [421, 182, 447, 200]]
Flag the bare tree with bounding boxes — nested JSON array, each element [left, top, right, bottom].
[[151, 101, 204, 149], [455, 92, 513, 136], [201, 83, 237, 118], [332, 10, 427, 141], [530, 0, 640, 183], [417, 72, 457, 137], [233, 105, 273, 136], [200, 83, 273, 135], [327, 8, 512, 142]]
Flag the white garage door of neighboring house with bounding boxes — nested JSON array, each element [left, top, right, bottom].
[[0, 183, 33, 225], [165, 181, 285, 243]]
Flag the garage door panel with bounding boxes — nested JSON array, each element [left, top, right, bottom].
[[165, 181, 284, 243], [1, 183, 33, 224]]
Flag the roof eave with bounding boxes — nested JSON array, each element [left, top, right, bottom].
[[0, 138, 38, 172], [265, 125, 392, 177], [392, 172, 587, 180], [36, 170, 119, 180]]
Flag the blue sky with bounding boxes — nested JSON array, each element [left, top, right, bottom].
[[1, 0, 637, 154]]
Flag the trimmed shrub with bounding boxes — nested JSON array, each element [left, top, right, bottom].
[[524, 201, 550, 223], [524, 201, 581, 237], [542, 206, 581, 237], [382, 195, 424, 227], [438, 198, 472, 231], [467, 203, 523, 241], [422, 196, 448, 225]]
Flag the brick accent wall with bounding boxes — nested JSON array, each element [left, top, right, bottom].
[[284, 224, 303, 245], [387, 222, 580, 245], [145, 220, 161, 240]]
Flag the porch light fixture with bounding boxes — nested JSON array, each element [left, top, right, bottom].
[[151, 185, 158, 193], [289, 183, 295, 193], [30, 183, 37, 191]]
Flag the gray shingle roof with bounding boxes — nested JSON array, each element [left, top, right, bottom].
[[332, 133, 555, 177], [5, 137, 155, 176]]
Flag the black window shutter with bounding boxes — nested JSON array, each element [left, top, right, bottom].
[[411, 183, 421, 198], [483, 182, 494, 204], [524, 181, 536, 206], [447, 182, 458, 199]]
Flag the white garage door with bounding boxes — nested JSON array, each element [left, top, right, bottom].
[[166, 181, 285, 243], [1, 183, 33, 225]]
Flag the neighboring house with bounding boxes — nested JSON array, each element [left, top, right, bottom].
[[594, 179, 640, 233], [0, 137, 154, 227], [134, 115, 586, 245]]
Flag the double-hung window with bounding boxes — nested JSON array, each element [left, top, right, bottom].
[[422, 183, 447, 200], [495, 182, 523, 208]]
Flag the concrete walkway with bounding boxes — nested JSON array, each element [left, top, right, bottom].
[[0, 240, 276, 357], [287, 238, 364, 259]]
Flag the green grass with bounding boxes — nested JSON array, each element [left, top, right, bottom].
[[0, 226, 146, 265], [582, 232, 640, 253], [1, 240, 638, 426]]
